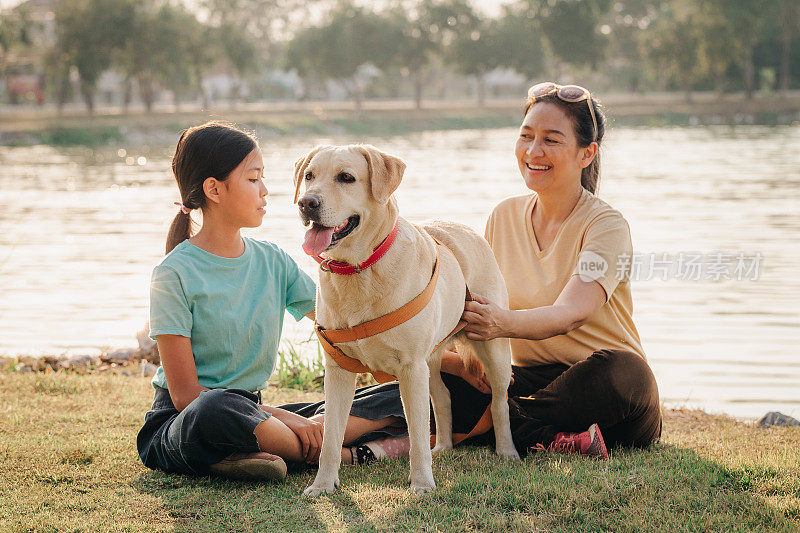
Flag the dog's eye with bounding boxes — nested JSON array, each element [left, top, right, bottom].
[[337, 172, 355, 183], [305, 172, 313, 181]]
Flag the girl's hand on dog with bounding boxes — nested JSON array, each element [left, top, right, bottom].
[[462, 294, 511, 342], [282, 412, 324, 463]]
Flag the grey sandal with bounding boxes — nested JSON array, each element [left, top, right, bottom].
[[208, 453, 287, 481]]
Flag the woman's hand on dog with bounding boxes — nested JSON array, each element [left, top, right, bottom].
[[462, 294, 512, 342], [281, 412, 324, 463]]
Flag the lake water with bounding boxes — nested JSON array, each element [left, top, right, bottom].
[[2, 125, 799, 419]]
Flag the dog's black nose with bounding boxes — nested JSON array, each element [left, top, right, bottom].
[[298, 195, 321, 212]]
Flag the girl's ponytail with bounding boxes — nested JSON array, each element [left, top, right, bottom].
[[164, 121, 257, 254], [166, 211, 192, 254]]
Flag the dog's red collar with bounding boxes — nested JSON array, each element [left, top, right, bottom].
[[308, 219, 399, 275]]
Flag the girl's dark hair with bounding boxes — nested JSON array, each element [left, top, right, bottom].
[[166, 121, 258, 253], [523, 91, 606, 195]]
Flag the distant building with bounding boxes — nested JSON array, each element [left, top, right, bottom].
[[1, 0, 57, 103]]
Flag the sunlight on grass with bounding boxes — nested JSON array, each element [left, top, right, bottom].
[[1, 371, 798, 532]]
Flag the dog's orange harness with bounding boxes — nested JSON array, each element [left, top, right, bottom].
[[314, 240, 495, 446]]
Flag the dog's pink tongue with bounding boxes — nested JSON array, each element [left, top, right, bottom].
[[303, 225, 335, 256]]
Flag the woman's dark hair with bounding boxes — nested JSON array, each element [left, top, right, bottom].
[[166, 121, 258, 253], [523, 92, 606, 195]]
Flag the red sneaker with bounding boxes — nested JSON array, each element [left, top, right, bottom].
[[533, 423, 609, 460]]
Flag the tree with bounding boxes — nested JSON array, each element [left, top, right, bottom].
[[596, 0, 668, 92], [203, 0, 319, 99], [115, 3, 199, 112], [541, 0, 610, 72], [503, 0, 610, 80], [702, 0, 773, 99], [0, 6, 32, 75], [386, 0, 486, 108], [386, 3, 436, 109], [641, 1, 706, 98], [216, 22, 259, 104], [55, 0, 136, 113], [495, 3, 547, 84], [44, 45, 73, 110], [286, 5, 387, 108], [778, 0, 800, 94], [149, 5, 197, 111], [445, 2, 506, 106]]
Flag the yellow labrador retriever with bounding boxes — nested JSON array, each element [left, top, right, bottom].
[[295, 144, 519, 496]]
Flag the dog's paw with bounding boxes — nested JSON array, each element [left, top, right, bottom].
[[431, 444, 452, 455], [409, 472, 436, 494], [302, 479, 339, 498], [496, 446, 521, 461], [410, 481, 436, 495]]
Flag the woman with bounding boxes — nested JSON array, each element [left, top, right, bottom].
[[440, 83, 661, 458], [137, 122, 409, 483]]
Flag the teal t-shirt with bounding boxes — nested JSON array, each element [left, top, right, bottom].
[[148, 237, 316, 392]]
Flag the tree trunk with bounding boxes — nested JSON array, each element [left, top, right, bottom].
[[56, 72, 69, 114], [196, 71, 209, 110], [345, 79, 362, 110], [780, 8, 792, 95], [191, 59, 209, 110], [743, 44, 755, 100], [139, 75, 154, 113], [476, 75, 486, 107], [230, 81, 240, 109], [123, 78, 132, 114], [714, 72, 726, 98], [413, 74, 423, 110], [657, 59, 667, 92], [780, 36, 790, 95], [80, 80, 94, 115]]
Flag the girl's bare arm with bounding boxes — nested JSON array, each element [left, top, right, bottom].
[[156, 334, 208, 411]]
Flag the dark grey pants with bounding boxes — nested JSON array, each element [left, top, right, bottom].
[[136, 383, 407, 475], [136, 388, 271, 475], [447, 349, 663, 456]]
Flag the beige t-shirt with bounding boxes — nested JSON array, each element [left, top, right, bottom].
[[485, 188, 645, 366]]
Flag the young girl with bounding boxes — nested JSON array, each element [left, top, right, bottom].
[[136, 122, 411, 481]]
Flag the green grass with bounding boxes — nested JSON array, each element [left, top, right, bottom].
[[1, 371, 798, 532], [273, 342, 377, 391], [35, 126, 125, 146], [272, 341, 326, 392]]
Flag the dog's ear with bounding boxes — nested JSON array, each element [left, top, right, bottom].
[[292, 146, 327, 204], [356, 145, 406, 204]]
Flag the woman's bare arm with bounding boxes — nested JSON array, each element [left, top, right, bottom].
[[462, 275, 607, 342], [156, 334, 208, 411]]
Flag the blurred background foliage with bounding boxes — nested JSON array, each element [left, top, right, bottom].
[[0, 0, 798, 111]]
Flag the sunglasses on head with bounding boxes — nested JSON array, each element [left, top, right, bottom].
[[527, 82, 598, 143]]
